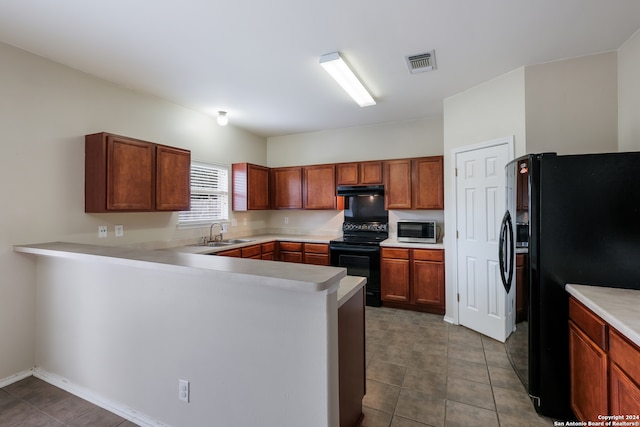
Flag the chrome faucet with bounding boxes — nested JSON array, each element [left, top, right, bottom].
[[209, 222, 223, 242]]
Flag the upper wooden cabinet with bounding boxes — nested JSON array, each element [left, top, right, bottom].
[[304, 164, 337, 209], [271, 166, 303, 209], [384, 156, 444, 210], [85, 132, 190, 212], [232, 163, 270, 211], [336, 161, 383, 186]]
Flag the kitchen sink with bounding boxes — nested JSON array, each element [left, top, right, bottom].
[[190, 238, 254, 247]]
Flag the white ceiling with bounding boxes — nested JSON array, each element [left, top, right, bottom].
[[1, 0, 639, 138]]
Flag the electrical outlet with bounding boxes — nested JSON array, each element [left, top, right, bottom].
[[222, 223, 228, 233], [284, 216, 289, 224], [98, 226, 107, 238], [231, 218, 238, 226], [178, 379, 190, 403], [115, 225, 124, 237]]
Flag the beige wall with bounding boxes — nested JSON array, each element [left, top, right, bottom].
[[0, 42, 267, 381], [619, 30, 640, 151], [442, 68, 526, 322], [525, 52, 618, 154], [267, 116, 443, 167]]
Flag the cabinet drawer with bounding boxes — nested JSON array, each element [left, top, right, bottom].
[[261, 241, 276, 253], [569, 297, 608, 350], [280, 251, 303, 263], [304, 243, 329, 254], [609, 329, 640, 384], [241, 244, 261, 258], [304, 253, 330, 266], [412, 249, 444, 262], [279, 241, 303, 252], [217, 248, 241, 258], [381, 248, 410, 259]]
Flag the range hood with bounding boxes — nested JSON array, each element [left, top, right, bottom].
[[337, 185, 385, 196]]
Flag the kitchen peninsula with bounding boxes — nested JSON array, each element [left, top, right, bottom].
[[13, 242, 364, 427]]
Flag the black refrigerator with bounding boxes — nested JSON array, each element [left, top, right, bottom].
[[499, 152, 640, 419]]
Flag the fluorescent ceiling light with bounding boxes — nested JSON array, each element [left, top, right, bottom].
[[319, 52, 376, 107]]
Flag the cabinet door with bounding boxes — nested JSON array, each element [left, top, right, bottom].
[[381, 257, 410, 302], [411, 251, 445, 312], [569, 321, 608, 421], [107, 136, 154, 210], [272, 167, 303, 209], [360, 161, 383, 185], [304, 164, 336, 209], [384, 159, 412, 209], [412, 156, 444, 209], [517, 168, 529, 211], [336, 163, 360, 186], [232, 163, 270, 211], [156, 145, 191, 211], [610, 363, 640, 416]]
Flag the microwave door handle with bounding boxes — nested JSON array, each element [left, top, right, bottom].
[[499, 211, 514, 293]]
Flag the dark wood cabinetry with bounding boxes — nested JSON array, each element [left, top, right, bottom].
[[384, 156, 444, 210], [381, 247, 445, 314], [515, 254, 528, 323], [232, 163, 270, 211], [85, 132, 190, 212], [336, 161, 383, 186], [303, 164, 337, 209], [271, 167, 303, 209], [303, 243, 330, 266], [569, 297, 640, 421], [261, 241, 276, 260], [516, 163, 529, 211], [278, 241, 304, 263]]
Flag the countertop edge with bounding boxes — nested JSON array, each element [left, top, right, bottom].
[[566, 284, 640, 348], [13, 242, 346, 294], [337, 276, 366, 308]]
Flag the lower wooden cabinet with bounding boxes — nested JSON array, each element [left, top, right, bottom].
[[381, 247, 444, 314], [278, 241, 303, 263], [569, 320, 608, 421], [303, 243, 330, 266], [261, 241, 276, 260], [569, 296, 640, 421]]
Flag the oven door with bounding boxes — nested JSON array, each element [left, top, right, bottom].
[[330, 244, 381, 307]]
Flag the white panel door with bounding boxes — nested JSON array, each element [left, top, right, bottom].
[[456, 140, 514, 342]]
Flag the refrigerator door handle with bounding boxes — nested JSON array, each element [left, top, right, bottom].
[[499, 210, 514, 293]]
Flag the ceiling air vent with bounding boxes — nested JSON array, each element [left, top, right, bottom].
[[405, 50, 436, 74]]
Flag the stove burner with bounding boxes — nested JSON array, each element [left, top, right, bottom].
[[342, 222, 388, 232]]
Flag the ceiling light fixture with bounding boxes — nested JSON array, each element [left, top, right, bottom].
[[319, 52, 375, 107], [217, 111, 228, 126]]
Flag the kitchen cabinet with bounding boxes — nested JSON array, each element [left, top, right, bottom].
[[609, 329, 640, 415], [383, 156, 444, 210], [241, 244, 262, 259], [383, 160, 412, 209], [278, 241, 303, 263], [303, 243, 330, 266], [412, 156, 444, 209], [85, 132, 190, 212], [516, 162, 529, 212], [217, 248, 242, 258], [303, 164, 337, 210], [336, 161, 383, 186], [568, 297, 640, 421], [515, 254, 528, 323], [261, 241, 276, 260], [381, 247, 445, 314], [232, 163, 270, 211], [271, 167, 303, 209]]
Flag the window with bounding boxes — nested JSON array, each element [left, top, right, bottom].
[[178, 161, 229, 226]]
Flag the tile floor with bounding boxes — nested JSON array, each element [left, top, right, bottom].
[[1, 306, 555, 427], [361, 306, 555, 427], [0, 376, 136, 427]]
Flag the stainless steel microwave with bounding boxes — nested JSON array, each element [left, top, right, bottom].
[[397, 220, 437, 243]]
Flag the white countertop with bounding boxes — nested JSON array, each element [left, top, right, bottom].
[[566, 284, 640, 348], [380, 237, 444, 250], [337, 276, 366, 308], [13, 242, 346, 294]]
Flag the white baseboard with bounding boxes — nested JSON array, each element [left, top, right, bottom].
[[32, 368, 169, 427], [0, 368, 34, 388]]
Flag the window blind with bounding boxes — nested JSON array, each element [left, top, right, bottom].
[[178, 161, 229, 225]]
